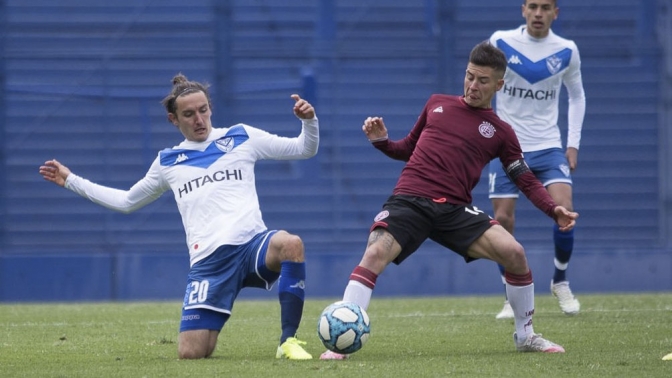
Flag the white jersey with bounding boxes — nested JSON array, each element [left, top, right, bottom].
[[65, 119, 319, 266], [490, 25, 586, 152]]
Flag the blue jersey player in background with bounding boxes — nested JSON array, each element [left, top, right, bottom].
[[487, 0, 586, 319], [39, 73, 320, 360]]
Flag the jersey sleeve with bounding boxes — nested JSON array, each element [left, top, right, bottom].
[[372, 98, 430, 161], [64, 157, 168, 213], [564, 42, 586, 149], [245, 117, 319, 160], [498, 126, 558, 219], [513, 172, 558, 219]]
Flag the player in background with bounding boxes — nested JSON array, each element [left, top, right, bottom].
[[39, 74, 319, 360], [321, 41, 578, 360], [488, 0, 586, 320]]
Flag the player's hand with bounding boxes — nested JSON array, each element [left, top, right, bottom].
[[566, 147, 578, 171], [553, 205, 578, 232], [39, 159, 71, 187], [362, 116, 388, 142], [291, 94, 315, 120]]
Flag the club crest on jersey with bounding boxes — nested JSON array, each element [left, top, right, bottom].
[[560, 163, 570, 177], [374, 210, 389, 222], [546, 55, 563, 75], [478, 121, 496, 138], [215, 137, 235, 153]]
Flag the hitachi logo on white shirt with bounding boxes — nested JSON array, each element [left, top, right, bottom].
[[501, 85, 557, 100], [178, 169, 243, 198]]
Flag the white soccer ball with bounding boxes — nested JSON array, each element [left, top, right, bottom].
[[317, 301, 371, 354]]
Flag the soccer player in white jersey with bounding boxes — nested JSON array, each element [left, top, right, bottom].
[[487, 0, 586, 319], [38, 74, 319, 360]]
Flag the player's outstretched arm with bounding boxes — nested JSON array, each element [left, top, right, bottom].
[[362, 116, 388, 142], [553, 205, 579, 232], [291, 94, 316, 120], [39, 159, 71, 187]]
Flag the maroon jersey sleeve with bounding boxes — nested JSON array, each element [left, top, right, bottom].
[[371, 101, 429, 161], [514, 171, 558, 219], [498, 127, 558, 220]]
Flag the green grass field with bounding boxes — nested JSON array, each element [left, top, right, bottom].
[[1, 293, 671, 377]]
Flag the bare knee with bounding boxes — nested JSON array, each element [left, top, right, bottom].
[[358, 230, 401, 274], [178, 347, 211, 360], [268, 231, 305, 266], [495, 212, 515, 233], [501, 244, 529, 275], [178, 330, 216, 359], [279, 231, 305, 261], [492, 199, 516, 233]]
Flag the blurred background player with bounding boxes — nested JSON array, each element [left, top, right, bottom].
[[39, 74, 319, 360], [321, 41, 578, 360], [487, 0, 586, 319]]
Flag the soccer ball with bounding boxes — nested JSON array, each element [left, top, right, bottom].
[[317, 301, 371, 354]]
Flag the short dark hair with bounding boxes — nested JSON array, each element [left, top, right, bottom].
[[468, 41, 508, 78], [161, 73, 212, 115], [524, 0, 557, 6]]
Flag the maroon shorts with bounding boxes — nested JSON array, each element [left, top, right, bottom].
[[371, 195, 496, 265]]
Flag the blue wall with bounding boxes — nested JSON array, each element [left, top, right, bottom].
[[1, 0, 670, 302]]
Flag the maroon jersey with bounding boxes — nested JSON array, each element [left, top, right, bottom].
[[373, 94, 557, 219]]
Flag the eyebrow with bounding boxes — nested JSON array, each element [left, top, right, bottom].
[[180, 103, 208, 113], [466, 69, 491, 80]]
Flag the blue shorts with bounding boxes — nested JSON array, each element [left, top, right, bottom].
[[488, 148, 572, 198], [179, 230, 280, 332]]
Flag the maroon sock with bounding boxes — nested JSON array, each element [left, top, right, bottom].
[[504, 270, 533, 286], [349, 266, 378, 289]]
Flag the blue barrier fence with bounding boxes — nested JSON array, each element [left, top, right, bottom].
[[1, 0, 670, 301]]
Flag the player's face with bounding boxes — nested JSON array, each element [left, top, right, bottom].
[[522, 0, 558, 38], [463, 63, 504, 109], [169, 91, 213, 142]]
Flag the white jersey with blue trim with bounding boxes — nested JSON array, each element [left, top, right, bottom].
[[490, 25, 586, 152], [64, 118, 319, 266]]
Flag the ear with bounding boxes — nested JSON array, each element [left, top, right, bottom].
[[496, 78, 505, 91], [167, 113, 178, 126]]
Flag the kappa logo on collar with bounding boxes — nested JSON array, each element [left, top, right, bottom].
[[174, 153, 189, 164], [508, 55, 523, 65]]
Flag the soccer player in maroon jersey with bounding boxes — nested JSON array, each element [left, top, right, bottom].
[[320, 41, 578, 360]]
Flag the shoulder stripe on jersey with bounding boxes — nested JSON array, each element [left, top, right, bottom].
[[159, 124, 250, 168], [495, 40, 572, 84]]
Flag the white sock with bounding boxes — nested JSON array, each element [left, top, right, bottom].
[[554, 258, 569, 271], [506, 282, 535, 341], [343, 281, 372, 311]]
